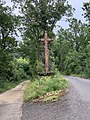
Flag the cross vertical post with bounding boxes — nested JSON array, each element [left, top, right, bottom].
[[39, 31, 52, 75], [44, 31, 49, 74]]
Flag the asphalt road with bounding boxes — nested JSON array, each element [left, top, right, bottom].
[[66, 76, 90, 102], [22, 76, 90, 120]]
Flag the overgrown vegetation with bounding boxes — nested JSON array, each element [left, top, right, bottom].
[[53, 18, 90, 78], [0, 81, 17, 93], [24, 72, 68, 102], [0, 57, 32, 93]]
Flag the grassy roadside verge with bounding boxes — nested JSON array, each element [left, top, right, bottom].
[[0, 80, 24, 93], [70, 74, 90, 79], [24, 72, 68, 102], [0, 82, 17, 93]]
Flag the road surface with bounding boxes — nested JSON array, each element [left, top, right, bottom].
[[66, 76, 90, 102], [22, 76, 90, 120]]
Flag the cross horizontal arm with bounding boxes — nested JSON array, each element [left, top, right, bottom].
[[39, 38, 53, 42]]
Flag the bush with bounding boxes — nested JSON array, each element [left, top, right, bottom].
[[24, 72, 68, 102], [0, 81, 16, 93], [0, 57, 31, 92], [64, 51, 82, 75], [81, 59, 90, 78], [10, 58, 31, 81]]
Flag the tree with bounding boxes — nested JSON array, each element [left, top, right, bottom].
[[17, 0, 72, 77], [82, 2, 90, 22], [0, 1, 20, 83], [53, 18, 90, 76], [67, 18, 89, 52], [52, 28, 70, 72]]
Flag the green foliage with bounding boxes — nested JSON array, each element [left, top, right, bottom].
[[0, 2, 19, 50], [0, 57, 31, 93], [0, 81, 16, 93], [52, 28, 70, 72], [24, 72, 68, 102], [10, 58, 31, 81], [0, 1, 20, 88], [18, 0, 72, 77], [64, 51, 81, 75], [81, 45, 90, 78], [68, 18, 89, 52], [53, 17, 90, 78], [22, 0, 72, 31], [82, 2, 90, 22]]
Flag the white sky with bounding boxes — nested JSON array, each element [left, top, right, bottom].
[[55, 0, 89, 30], [69, 0, 89, 21]]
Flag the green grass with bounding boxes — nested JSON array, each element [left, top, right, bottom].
[[70, 73, 90, 79], [24, 72, 68, 102], [0, 81, 16, 93]]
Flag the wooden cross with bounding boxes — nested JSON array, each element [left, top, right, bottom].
[[40, 31, 52, 74]]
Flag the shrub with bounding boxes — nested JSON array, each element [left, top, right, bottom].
[[0, 57, 31, 92], [64, 51, 81, 75], [10, 58, 31, 81], [24, 72, 68, 102], [0, 81, 16, 93]]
